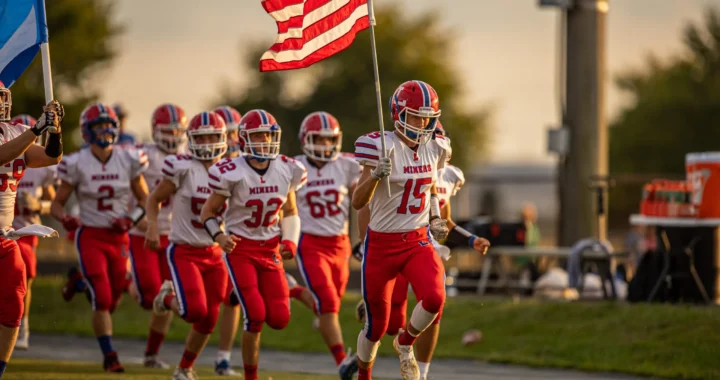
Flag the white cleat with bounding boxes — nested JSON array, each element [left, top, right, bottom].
[[214, 359, 241, 376], [153, 280, 174, 316], [393, 330, 420, 380], [338, 347, 359, 380], [143, 354, 170, 369], [173, 366, 198, 380], [14, 321, 28, 350], [312, 316, 320, 330]]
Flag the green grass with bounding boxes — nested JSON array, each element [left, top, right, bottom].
[[4, 359, 339, 379], [28, 276, 720, 379]]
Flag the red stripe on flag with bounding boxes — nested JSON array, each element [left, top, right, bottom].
[[260, 0, 369, 72]]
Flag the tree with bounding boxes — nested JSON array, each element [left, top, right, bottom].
[[212, 5, 491, 171], [609, 7, 720, 225], [10, 0, 123, 152]]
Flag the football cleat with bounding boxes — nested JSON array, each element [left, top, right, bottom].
[[355, 299, 366, 323], [338, 347, 359, 380], [173, 367, 199, 380], [143, 354, 170, 369], [103, 352, 125, 373], [215, 359, 241, 376], [153, 280, 174, 316], [393, 330, 420, 380], [62, 266, 84, 302]]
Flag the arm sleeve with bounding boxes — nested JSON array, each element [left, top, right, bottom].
[[353, 134, 381, 167]]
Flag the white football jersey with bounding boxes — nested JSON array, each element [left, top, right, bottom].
[[129, 143, 175, 237], [13, 166, 57, 228], [164, 154, 226, 247], [354, 131, 450, 232], [0, 122, 30, 230], [208, 155, 307, 241], [295, 154, 361, 237], [57, 146, 148, 228], [435, 164, 465, 209]]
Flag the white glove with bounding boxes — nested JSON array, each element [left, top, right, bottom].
[[35, 100, 64, 135], [371, 157, 392, 180], [429, 217, 449, 241]]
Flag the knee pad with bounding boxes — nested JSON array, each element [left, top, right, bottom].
[[245, 319, 264, 333], [193, 321, 215, 335], [266, 311, 290, 331], [420, 292, 445, 314]]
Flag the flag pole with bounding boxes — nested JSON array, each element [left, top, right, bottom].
[[367, 0, 391, 197], [39, 0, 53, 145]]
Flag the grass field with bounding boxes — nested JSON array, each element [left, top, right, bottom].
[[26, 276, 720, 379], [4, 359, 341, 380]]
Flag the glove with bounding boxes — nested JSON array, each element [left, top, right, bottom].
[[371, 157, 392, 180], [351, 242, 364, 261], [61, 215, 81, 232], [111, 217, 133, 233], [429, 217, 449, 241], [33, 100, 64, 135]]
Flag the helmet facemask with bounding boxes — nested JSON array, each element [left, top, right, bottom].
[[395, 107, 441, 145], [242, 127, 281, 161], [188, 129, 227, 160], [87, 120, 119, 148], [0, 86, 11, 122], [153, 123, 188, 154], [303, 131, 341, 162]]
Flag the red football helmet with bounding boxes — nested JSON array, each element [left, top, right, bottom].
[[239, 109, 281, 160], [299, 111, 342, 162], [0, 80, 11, 122], [187, 111, 227, 160], [80, 103, 119, 148], [213, 106, 243, 154], [10, 114, 37, 127], [389, 80, 441, 144], [151, 103, 188, 154]]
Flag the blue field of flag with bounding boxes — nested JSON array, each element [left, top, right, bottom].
[[0, 0, 48, 87]]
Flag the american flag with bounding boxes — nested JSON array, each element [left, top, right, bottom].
[[259, 0, 370, 72]]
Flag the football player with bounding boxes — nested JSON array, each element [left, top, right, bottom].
[[127, 104, 188, 368], [287, 111, 360, 379], [351, 80, 451, 380], [10, 115, 58, 351], [211, 105, 243, 376], [201, 109, 306, 380], [0, 81, 64, 378], [356, 122, 489, 380], [148, 111, 229, 380], [112, 103, 137, 145], [51, 103, 149, 373]]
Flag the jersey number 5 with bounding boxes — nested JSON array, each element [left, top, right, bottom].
[[397, 178, 432, 214], [244, 198, 283, 228], [190, 197, 227, 228], [306, 189, 341, 218], [0, 159, 26, 192]]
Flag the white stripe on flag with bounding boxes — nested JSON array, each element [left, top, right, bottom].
[[273, 0, 354, 44], [0, 6, 38, 73], [268, 3, 305, 22], [261, 4, 368, 63]]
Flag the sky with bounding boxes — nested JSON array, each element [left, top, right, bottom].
[[101, 0, 719, 164]]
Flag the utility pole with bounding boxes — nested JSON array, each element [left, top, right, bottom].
[[541, 0, 609, 246]]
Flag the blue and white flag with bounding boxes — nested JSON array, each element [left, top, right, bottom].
[[0, 0, 48, 87]]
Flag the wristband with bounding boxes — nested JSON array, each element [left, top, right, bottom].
[[127, 206, 145, 225], [204, 217, 222, 241]]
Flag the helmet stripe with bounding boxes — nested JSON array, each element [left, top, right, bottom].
[[259, 110, 268, 125], [168, 104, 177, 122], [417, 81, 430, 108], [202, 112, 209, 125], [320, 112, 329, 130], [97, 103, 106, 114]]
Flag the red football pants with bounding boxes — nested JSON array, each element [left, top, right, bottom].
[[225, 236, 290, 333], [296, 233, 350, 314], [361, 227, 445, 342], [386, 273, 443, 336], [75, 227, 130, 313], [167, 243, 227, 334], [0, 237, 26, 327], [17, 235, 38, 279], [129, 234, 170, 310]]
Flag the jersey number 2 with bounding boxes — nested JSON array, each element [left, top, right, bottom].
[[97, 185, 114, 211], [397, 178, 432, 214]]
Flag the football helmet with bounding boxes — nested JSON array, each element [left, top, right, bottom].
[[239, 109, 281, 161], [213, 106, 243, 154], [80, 103, 120, 148], [299, 111, 342, 162], [389, 80, 441, 145], [10, 114, 37, 127], [151, 103, 188, 154], [113, 103, 127, 119], [187, 111, 227, 160], [0, 80, 11, 122]]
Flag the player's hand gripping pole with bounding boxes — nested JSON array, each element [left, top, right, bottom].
[[39, 1, 54, 145], [367, 0, 391, 197]]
